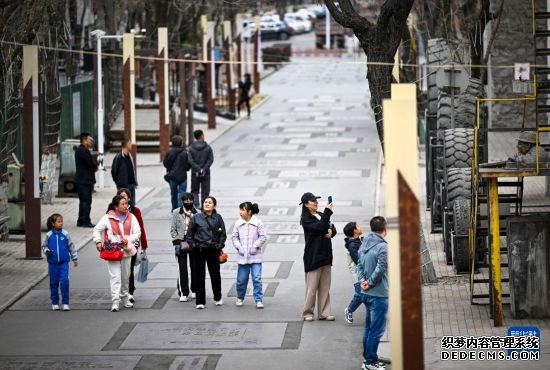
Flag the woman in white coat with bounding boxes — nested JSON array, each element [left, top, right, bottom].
[[93, 195, 140, 312]]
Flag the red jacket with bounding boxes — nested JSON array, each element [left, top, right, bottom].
[[130, 206, 148, 250]]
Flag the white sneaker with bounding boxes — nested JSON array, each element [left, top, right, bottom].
[[124, 300, 134, 308], [179, 296, 188, 302], [196, 304, 205, 309], [128, 294, 135, 303], [190, 292, 196, 299], [52, 305, 60, 311], [62, 304, 70, 311], [256, 302, 264, 309], [214, 299, 223, 306], [236, 299, 244, 307], [111, 303, 120, 312]]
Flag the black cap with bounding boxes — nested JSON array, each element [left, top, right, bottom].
[[299, 192, 321, 205]]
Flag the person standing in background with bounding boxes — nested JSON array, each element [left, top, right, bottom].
[[163, 135, 191, 211], [74, 133, 97, 227], [111, 139, 137, 207], [188, 130, 214, 209]]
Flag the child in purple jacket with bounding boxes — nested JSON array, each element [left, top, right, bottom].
[[231, 202, 268, 308]]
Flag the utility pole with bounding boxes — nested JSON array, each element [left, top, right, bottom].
[[23, 45, 41, 259], [253, 16, 261, 94], [158, 27, 170, 160], [224, 20, 236, 115], [179, 52, 187, 143], [123, 33, 137, 168]]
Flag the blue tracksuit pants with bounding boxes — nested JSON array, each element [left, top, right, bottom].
[[49, 262, 70, 305]]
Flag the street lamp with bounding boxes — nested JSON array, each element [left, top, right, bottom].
[[91, 29, 145, 188]]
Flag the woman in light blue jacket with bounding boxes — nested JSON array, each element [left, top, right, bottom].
[[231, 202, 268, 308]]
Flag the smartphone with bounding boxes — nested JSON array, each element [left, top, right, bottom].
[[328, 195, 333, 204]]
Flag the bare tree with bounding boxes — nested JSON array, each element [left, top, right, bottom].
[[324, 0, 414, 150]]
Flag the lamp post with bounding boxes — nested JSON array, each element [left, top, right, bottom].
[[92, 29, 145, 188]]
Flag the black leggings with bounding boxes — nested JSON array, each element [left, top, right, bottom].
[[191, 248, 222, 305], [238, 97, 250, 117]]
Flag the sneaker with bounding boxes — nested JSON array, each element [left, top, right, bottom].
[[362, 363, 385, 370], [62, 304, 70, 311], [344, 308, 353, 324], [190, 292, 196, 299], [303, 316, 314, 321], [179, 296, 188, 302], [124, 300, 134, 308], [196, 304, 205, 309], [214, 299, 223, 306], [256, 302, 264, 309], [319, 315, 335, 321], [111, 303, 120, 312], [236, 299, 244, 307], [128, 294, 135, 303], [52, 305, 60, 311]]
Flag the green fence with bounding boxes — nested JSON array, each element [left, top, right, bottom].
[[60, 79, 95, 141]]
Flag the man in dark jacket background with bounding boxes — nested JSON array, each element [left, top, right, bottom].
[[299, 192, 337, 322], [163, 135, 191, 211], [74, 133, 97, 227], [111, 139, 138, 207], [188, 130, 214, 208]]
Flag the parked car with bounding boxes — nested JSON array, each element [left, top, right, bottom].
[[285, 18, 305, 34], [260, 20, 291, 41], [285, 13, 312, 33]]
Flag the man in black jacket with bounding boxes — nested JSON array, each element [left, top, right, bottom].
[[111, 139, 138, 207], [74, 133, 97, 227], [163, 135, 191, 211], [188, 130, 214, 208]]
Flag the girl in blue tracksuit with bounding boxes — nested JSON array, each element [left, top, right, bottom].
[[41, 213, 78, 311]]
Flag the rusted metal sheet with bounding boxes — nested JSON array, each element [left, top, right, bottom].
[[398, 172, 424, 369]]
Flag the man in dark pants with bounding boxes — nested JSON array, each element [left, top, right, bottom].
[[237, 73, 252, 119], [163, 135, 191, 211], [74, 133, 97, 227], [111, 139, 138, 207], [188, 130, 214, 209]]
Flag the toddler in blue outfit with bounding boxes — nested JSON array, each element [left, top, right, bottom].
[[42, 213, 78, 311]]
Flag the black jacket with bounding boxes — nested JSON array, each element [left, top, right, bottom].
[[301, 208, 337, 272], [111, 152, 137, 187], [188, 141, 214, 175], [163, 147, 191, 183], [344, 237, 362, 265], [186, 212, 227, 249], [74, 145, 97, 185]]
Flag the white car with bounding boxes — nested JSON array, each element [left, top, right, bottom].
[[285, 13, 312, 33], [285, 18, 305, 34]]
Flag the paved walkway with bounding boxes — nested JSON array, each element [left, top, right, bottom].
[[0, 57, 382, 370]]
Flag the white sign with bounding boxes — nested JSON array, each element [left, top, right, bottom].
[[514, 63, 530, 81]]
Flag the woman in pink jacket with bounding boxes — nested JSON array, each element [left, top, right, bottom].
[[231, 202, 268, 308]]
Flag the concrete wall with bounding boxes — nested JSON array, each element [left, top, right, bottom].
[[488, 0, 536, 128]]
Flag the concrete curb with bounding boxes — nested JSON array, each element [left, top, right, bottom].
[[0, 186, 157, 314]]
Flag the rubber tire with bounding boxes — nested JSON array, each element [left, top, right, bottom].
[[445, 168, 471, 209], [452, 198, 471, 273], [427, 39, 450, 115], [444, 128, 474, 169]]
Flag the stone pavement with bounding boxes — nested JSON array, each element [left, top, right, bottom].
[[0, 57, 383, 370]]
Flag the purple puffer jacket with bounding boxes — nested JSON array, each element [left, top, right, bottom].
[[231, 215, 268, 265]]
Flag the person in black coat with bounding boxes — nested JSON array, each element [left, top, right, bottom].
[[188, 130, 214, 208], [237, 73, 252, 118], [299, 192, 337, 321], [185, 196, 226, 309], [163, 135, 191, 211], [74, 133, 97, 227], [111, 139, 137, 207]]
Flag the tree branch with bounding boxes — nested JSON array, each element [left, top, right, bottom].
[[323, 0, 372, 33]]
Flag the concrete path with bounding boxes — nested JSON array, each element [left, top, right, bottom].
[[0, 57, 382, 370]]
